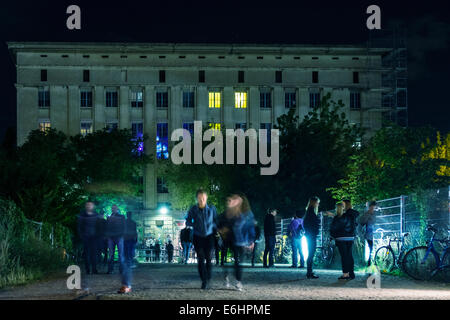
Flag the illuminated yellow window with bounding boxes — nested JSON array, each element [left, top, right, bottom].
[[39, 121, 51, 132], [235, 92, 247, 108], [209, 92, 221, 108], [208, 123, 221, 135]]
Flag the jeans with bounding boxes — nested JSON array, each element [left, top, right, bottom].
[[108, 237, 125, 274], [366, 239, 374, 266], [263, 235, 276, 267], [336, 240, 354, 274], [82, 236, 98, 273], [291, 237, 305, 267], [223, 245, 244, 281], [167, 251, 174, 263], [251, 242, 258, 266], [124, 239, 136, 263], [182, 242, 192, 263], [193, 234, 215, 283], [305, 234, 317, 276]]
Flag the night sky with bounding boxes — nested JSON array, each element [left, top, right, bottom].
[[1, 0, 449, 143]]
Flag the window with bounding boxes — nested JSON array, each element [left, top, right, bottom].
[[157, 177, 169, 193], [39, 121, 50, 132], [40, 70, 47, 82], [156, 123, 169, 159], [285, 91, 296, 109], [235, 92, 247, 108], [309, 92, 320, 108], [183, 122, 195, 136], [106, 122, 118, 133], [260, 90, 272, 108], [199, 70, 205, 83], [38, 87, 50, 108], [131, 90, 143, 108], [159, 70, 166, 83], [260, 123, 272, 145], [80, 89, 92, 108], [106, 89, 118, 107], [208, 91, 221, 108], [275, 71, 282, 83], [183, 91, 195, 108], [80, 121, 93, 136], [312, 71, 319, 83], [208, 123, 221, 135], [235, 123, 247, 130], [238, 71, 245, 83], [350, 92, 361, 109], [156, 91, 168, 108], [132, 122, 144, 154], [83, 70, 90, 82], [353, 72, 359, 84]]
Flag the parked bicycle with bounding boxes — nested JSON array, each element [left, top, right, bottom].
[[314, 236, 335, 268], [374, 228, 410, 273], [402, 224, 450, 282]]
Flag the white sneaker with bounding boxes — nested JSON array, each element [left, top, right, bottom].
[[235, 281, 243, 291], [224, 276, 231, 288]]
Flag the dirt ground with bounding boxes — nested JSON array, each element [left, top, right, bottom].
[[0, 263, 449, 300]]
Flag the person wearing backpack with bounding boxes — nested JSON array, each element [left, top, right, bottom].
[[329, 200, 359, 280], [288, 211, 305, 268]]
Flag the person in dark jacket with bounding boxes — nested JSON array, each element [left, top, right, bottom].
[[105, 205, 126, 276], [180, 227, 193, 264], [288, 211, 305, 268], [97, 216, 109, 265], [186, 189, 218, 290], [124, 212, 138, 268], [303, 196, 321, 279], [77, 201, 102, 274], [154, 241, 161, 262], [263, 208, 277, 268], [218, 193, 256, 291], [166, 240, 174, 263], [358, 201, 377, 267], [251, 222, 262, 267]]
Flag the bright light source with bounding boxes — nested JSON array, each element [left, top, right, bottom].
[[159, 206, 169, 215], [301, 236, 309, 262], [365, 241, 371, 262]]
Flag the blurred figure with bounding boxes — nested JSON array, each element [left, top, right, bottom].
[[218, 194, 256, 291], [166, 240, 174, 263], [97, 214, 109, 265], [263, 208, 277, 268], [180, 226, 193, 264], [303, 197, 321, 279], [214, 233, 221, 266], [155, 240, 161, 262], [105, 205, 126, 275], [288, 211, 305, 268], [251, 221, 262, 267], [124, 212, 138, 268], [358, 201, 377, 267], [186, 189, 218, 290], [77, 201, 102, 275]]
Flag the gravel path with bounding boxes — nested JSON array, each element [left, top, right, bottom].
[[0, 263, 449, 300]]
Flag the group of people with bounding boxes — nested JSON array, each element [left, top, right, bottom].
[[140, 237, 175, 263], [77, 203, 137, 293], [77, 191, 378, 293]]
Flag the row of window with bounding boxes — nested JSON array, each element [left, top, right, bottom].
[[39, 69, 361, 85], [38, 120, 274, 160], [38, 88, 362, 109]]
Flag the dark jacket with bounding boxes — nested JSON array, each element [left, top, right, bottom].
[[124, 218, 138, 241], [264, 213, 276, 237], [288, 218, 304, 238], [104, 212, 126, 238], [166, 243, 174, 253], [180, 227, 193, 243], [77, 211, 102, 240], [303, 207, 320, 236], [330, 208, 359, 239], [186, 204, 218, 237]]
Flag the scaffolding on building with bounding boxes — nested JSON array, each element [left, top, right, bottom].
[[366, 26, 408, 127]]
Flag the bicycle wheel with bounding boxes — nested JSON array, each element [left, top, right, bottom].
[[440, 251, 450, 283], [374, 246, 395, 273], [402, 246, 437, 281]]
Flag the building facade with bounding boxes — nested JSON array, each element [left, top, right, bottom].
[[8, 42, 405, 243]]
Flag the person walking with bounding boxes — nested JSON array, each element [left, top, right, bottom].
[[358, 201, 377, 267], [251, 222, 262, 267], [329, 200, 359, 280], [186, 189, 218, 290], [263, 209, 277, 268], [124, 211, 138, 269], [288, 211, 305, 268], [77, 201, 102, 275], [303, 197, 321, 279], [105, 205, 126, 275], [166, 240, 174, 263], [180, 226, 193, 264], [218, 194, 256, 291]]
